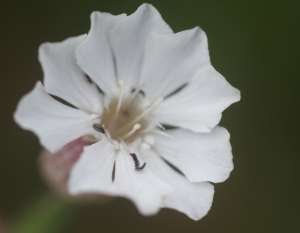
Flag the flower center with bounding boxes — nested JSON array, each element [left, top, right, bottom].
[[100, 81, 161, 143], [91, 80, 164, 170]]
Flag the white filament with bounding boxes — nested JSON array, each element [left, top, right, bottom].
[[104, 128, 119, 149], [119, 124, 141, 140], [125, 97, 163, 128], [115, 80, 124, 116], [149, 129, 175, 139], [123, 83, 145, 108], [110, 80, 124, 128], [120, 140, 131, 154]]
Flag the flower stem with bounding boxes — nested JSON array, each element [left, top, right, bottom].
[[6, 192, 77, 233]]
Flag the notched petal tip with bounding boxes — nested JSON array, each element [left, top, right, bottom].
[[13, 81, 43, 127]]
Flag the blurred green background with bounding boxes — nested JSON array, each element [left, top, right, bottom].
[[0, 0, 299, 232]]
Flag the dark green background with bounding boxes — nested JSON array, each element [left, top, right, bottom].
[[1, 0, 299, 232]]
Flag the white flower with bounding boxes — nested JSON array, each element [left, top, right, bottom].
[[14, 4, 240, 220]]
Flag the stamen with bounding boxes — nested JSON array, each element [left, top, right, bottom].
[[91, 116, 102, 121], [105, 129, 119, 149], [120, 141, 146, 171], [130, 153, 146, 171], [118, 124, 141, 140], [110, 80, 124, 127], [115, 80, 124, 114], [149, 129, 175, 139], [151, 120, 165, 130], [120, 140, 131, 154], [89, 113, 101, 121], [123, 83, 145, 108], [156, 123, 165, 130], [117, 97, 163, 134], [93, 123, 105, 134]]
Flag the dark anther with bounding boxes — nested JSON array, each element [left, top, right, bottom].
[[135, 163, 146, 171], [93, 123, 105, 134], [130, 153, 146, 171], [131, 88, 145, 97]]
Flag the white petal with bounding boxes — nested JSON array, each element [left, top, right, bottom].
[[140, 27, 210, 101], [76, 12, 126, 95], [142, 149, 214, 220], [153, 126, 234, 183], [68, 136, 116, 196], [153, 66, 241, 132], [39, 35, 104, 114], [14, 82, 95, 153], [69, 138, 173, 216], [109, 3, 172, 88], [113, 149, 173, 215]]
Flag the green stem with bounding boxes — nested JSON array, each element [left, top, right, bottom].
[[6, 193, 78, 233]]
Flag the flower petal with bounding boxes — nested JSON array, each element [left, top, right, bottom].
[[140, 27, 210, 101], [153, 126, 234, 183], [68, 136, 116, 196], [113, 149, 173, 215], [14, 82, 95, 153], [153, 66, 241, 132], [69, 137, 173, 216], [142, 149, 214, 220], [76, 12, 126, 95], [39, 35, 103, 114], [109, 3, 172, 88]]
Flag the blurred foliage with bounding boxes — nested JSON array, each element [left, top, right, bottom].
[[6, 194, 76, 233]]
